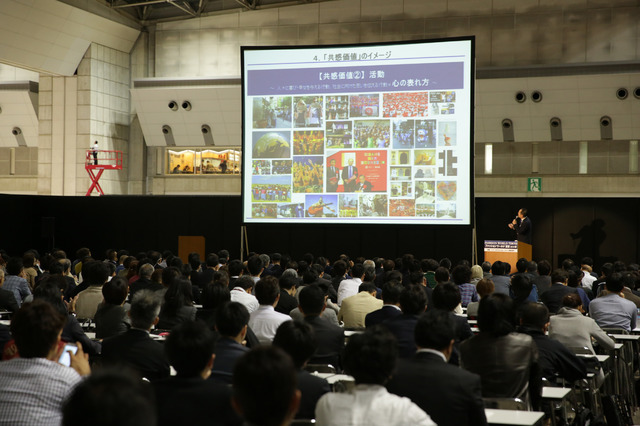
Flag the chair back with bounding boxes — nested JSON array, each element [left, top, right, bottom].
[[482, 397, 528, 411]]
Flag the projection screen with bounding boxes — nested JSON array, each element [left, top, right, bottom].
[[242, 37, 474, 225]]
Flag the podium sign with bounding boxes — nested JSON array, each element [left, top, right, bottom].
[[484, 240, 532, 272]]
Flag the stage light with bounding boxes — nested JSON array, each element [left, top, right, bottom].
[[531, 91, 542, 102], [515, 92, 526, 103], [550, 117, 562, 141], [616, 88, 628, 100], [502, 119, 514, 142], [12, 127, 21, 136], [600, 116, 612, 140], [168, 101, 178, 111], [181, 101, 192, 111], [162, 125, 171, 135]]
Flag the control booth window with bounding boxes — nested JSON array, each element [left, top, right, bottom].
[[167, 149, 241, 175]]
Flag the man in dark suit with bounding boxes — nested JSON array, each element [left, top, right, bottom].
[[0, 269, 19, 313], [102, 289, 170, 381], [129, 264, 163, 300], [356, 174, 373, 192], [508, 208, 532, 244], [273, 320, 330, 420], [275, 274, 299, 315], [540, 269, 578, 314], [341, 158, 359, 192], [387, 309, 487, 426], [152, 320, 241, 426], [365, 280, 402, 327], [299, 284, 344, 369], [326, 158, 340, 192], [211, 302, 250, 383], [382, 285, 428, 358]]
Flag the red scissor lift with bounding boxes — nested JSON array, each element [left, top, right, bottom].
[[85, 150, 123, 196]]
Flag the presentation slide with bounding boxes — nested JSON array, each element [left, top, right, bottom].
[[242, 37, 474, 225]]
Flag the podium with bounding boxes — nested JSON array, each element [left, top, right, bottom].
[[484, 240, 532, 272]]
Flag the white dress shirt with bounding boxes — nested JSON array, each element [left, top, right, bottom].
[[337, 278, 362, 306], [230, 287, 259, 314], [315, 384, 435, 425], [581, 273, 597, 290], [248, 305, 291, 345]]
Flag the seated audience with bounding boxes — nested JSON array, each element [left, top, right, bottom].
[[517, 302, 587, 383], [387, 310, 487, 426], [101, 289, 170, 381], [196, 278, 231, 327], [212, 301, 250, 381], [63, 369, 155, 426], [290, 283, 339, 325], [451, 265, 478, 307], [460, 293, 542, 410], [0, 268, 19, 313], [365, 280, 403, 327], [383, 285, 428, 358], [275, 274, 299, 315], [431, 282, 473, 364], [489, 261, 510, 295], [129, 263, 163, 299], [157, 277, 196, 330], [232, 346, 301, 426], [338, 282, 383, 329], [94, 276, 130, 339], [33, 277, 102, 356], [75, 261, 110, 320], [589, 272, 637, 332], [152, 320, 241, 426], [549, 293, 615, 354], [337, 263, 366, 305], [4, 257, 33, 306], [249, 276, 291, 344], [230, 275, 259, 314], [298, 284, 344, 368], [540, 269, 578, 314], [273, 321, 330, 420], [0, 300, 90, 425], [466, 278, 494, 318], [315, 326, 435, 425]]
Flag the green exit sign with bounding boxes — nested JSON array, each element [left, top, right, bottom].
[[528, 177, 541, 192]]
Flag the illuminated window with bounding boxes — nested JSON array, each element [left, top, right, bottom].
[[166, 148, 241, 175]]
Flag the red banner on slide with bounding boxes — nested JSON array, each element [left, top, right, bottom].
[[326, 150, 387, 192]]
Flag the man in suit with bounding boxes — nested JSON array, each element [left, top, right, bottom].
[[356, 174, 373, 192], [102, 289, 170, 381], [338, 282, 383, 329], [508, 208, 532, 244], [273, 320, 330, 420], [383, 285, 427, 358], [387, 310, 487, 426], [275, 274, 299, 315], [152, 320, 241, 426], [299, 284, 344, 368], [326, 158, 340, 192], [540, 269, 578, 314], [341, 158, 359, 192], [211, 301, 250, 382], [0, 269, 19, 313], [365, 280, 402, 327]]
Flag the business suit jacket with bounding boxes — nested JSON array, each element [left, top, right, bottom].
[[387, 351, 487, 426], [0, 288, 19, 313], [275, 290, 299, 315], [304, 315, 344, 368], [102, 328, 170, 381], [212, 337, 249, 378], [296, 370, 331, 419], [382, 314, 419, 358], [152, 376, 241, 426], [338, 291, 383, 329], [365, 305, 402, 328], [540, 283, 578, 313], [514, 216, 532, 244], [129, 277, 164, 299], [341, 165, 359, 191]]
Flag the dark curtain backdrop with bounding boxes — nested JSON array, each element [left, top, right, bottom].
[[1, 194, 636, 268]]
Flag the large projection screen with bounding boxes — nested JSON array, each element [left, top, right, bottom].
[[242, 37, 474, 225]]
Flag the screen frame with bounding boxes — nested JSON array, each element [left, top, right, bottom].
[[241, 36, 475, 227]]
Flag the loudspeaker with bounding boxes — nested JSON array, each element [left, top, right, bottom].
[[600, 116, 612, 140], [502, 119, 514, 142]]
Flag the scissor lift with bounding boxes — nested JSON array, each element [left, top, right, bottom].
[[85, 150, 123, 196]]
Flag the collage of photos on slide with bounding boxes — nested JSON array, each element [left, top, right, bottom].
[[249, 90, 460, 220]]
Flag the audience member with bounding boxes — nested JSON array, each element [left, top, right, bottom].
[[232, 346, 301, 426], [451, 265, 478, 307], [249, 276, 291, 344], [383, 285, 428, 358], [275, 274, 299, 315], [460, 293, 541, 410], [540, 269, 578, 314], [315, 326, 435, 425], [75, 261, 110, 320], [152, 320, 241, 426], [273, 321, 330, 420], [0, 300, 90, 425], [212, 301, 250, 381], [387, 310, 487, 426], [338, 282, 383, 329], [157, 277, 196, 330], [3, 257, 32, 306], [590, 272, 637, 331], [517, 303, 587, 383], [489, 261, 510, 295], [101, 289, 170, 380], [63, 368, 156, 426], [466, 278, 494, 318], [94, 276, 131, 339], [230, 275, 259, 313], [0, 269, 19, 313], [129, 263, 163, 299], [337, 263, 365, 305], [365, 280, 402, 327]]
